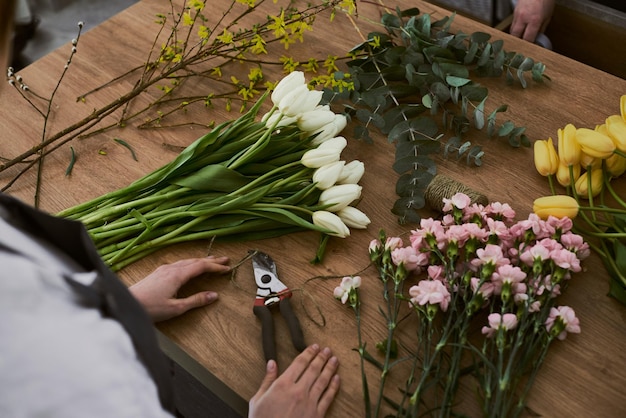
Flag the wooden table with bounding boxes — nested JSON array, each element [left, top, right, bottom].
[[2, 1, 625, 417]]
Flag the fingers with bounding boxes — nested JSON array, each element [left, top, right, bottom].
[[280, 344, 321, 382], [316, 371, 340, 416], [176, 290, 219, 313], [165, 256, 231, 285], [309, 352, 339, 407]]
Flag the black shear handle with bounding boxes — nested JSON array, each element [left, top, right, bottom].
[[279, 298, 306, 352], [253, 299, 306, 362], [253, 305, 277, 362]]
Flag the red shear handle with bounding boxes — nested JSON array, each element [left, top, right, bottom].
[[279, 298, 306, 352]]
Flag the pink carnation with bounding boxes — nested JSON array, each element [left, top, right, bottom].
[[545, 306, 581, 340], [481, 313, 518, 338], [442, 192, 472, 212], [391, 246, 428, 272], [409, 280, 451, 312]]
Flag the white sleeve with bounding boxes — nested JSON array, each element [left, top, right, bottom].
[[0, 252, 174, 418]]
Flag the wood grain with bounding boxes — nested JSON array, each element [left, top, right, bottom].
[[1, 0, 625, 417]]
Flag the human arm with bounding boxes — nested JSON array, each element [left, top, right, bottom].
[[129, 256, 231, 322], [510, 0, 556, 42], [248, 344, 341, 418]]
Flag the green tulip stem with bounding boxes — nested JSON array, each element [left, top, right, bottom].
[[547, 174, 556, 195], [614, 149, 626, 159], [227, 105, 280, 170]]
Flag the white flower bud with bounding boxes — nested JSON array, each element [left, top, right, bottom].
[[338, 160, 365, 184], [298, 106, 336, 133], [337, 206, 370, 229], [278, 85, 323, 117], [312, 161, 345, 189], [311, 114, 348, 145], [301, 147, 341, 168], [312, 211, 350, 238], [318, 136, 347, 152], [271, 71, 305, 105], [319, 184, 362, 212]]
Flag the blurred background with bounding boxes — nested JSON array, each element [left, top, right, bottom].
[[8, 0, 626, 78], [11, 0, 137, 70]]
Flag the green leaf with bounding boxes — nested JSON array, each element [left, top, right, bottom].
[[395, 171, 434, 195], [393, 155, 437, 174], [422, 94, 433, 109], [474, 98, 486, 130], [173, 164, 250, 192], [114, 138, 138, 161], [498, 121, 515, 137], [470, 32, 491, 43], [461, 85, 488, 102], [65, 146, 76, 176], [446, 75, 471, 87]]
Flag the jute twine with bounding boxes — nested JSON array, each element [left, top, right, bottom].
[[424, 174, 488, 212]]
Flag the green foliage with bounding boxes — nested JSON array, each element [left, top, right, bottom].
[[325, 8, 545, 223]]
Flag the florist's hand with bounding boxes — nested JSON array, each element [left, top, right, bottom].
[[249, 344, 341, 418], [510, 0, 555, 42], [129, 256, 231, 322]]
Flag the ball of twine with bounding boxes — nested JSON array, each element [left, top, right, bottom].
[[425, 174, 488, 212]]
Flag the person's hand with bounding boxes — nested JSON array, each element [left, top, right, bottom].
[[249, 344, 341, 418], [510, 0, 555, 42], [129, 256, 231, 322]]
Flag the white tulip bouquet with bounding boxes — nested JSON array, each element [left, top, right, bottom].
[[59, 72, 370, 271]]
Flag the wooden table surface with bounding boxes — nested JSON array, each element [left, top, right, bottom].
[[2, 1, 625, 417]]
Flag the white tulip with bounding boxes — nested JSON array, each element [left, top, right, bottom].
[[318, 136, 347, 152], [298, 106, 336, 133], [271, 71, 305, 105], [338, 160, 365, 184], [278, 85, 323, 117], [337, 206, 371, 229], [312, 210, 350, 238], [319, 184, 362, 212], [262, 111, 298, 129], [301, 147, 342, 168], [312, 161, 345, 189], [311, 113, 348, 145]]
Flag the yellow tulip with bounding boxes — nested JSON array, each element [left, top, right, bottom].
[[574, 168, 604, 198], [557, 123, 580, 166], [621, 94, 626, 121], [606, 115, 626, 153], [606, 153, 626, 178], [533, 195, 579, 220], [556, 161, 581, 187], [533, 138, 559, 176], [579, 151, 601, 170], [575, 128, 616, 159]]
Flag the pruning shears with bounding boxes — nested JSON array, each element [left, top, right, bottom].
[[251, 250, 306, 362]]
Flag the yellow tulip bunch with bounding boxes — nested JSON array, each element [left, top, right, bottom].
[[532, 94, 626, 305]]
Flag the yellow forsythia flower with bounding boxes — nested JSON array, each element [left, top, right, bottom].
[[575, 168, 604, 198], [575, 128, 616, 159], [533, 195, 579, 220], [606, 115, 626, 153], [556, 161, 581, 187], [557, 123, 580, 166], [533, 138, 559, 176], [621, 94, 626, 121]]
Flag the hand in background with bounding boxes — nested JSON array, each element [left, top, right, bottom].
[[510, 0, 556, 42], [249, 344, 341, 418], [129, 256, 231, 322]]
